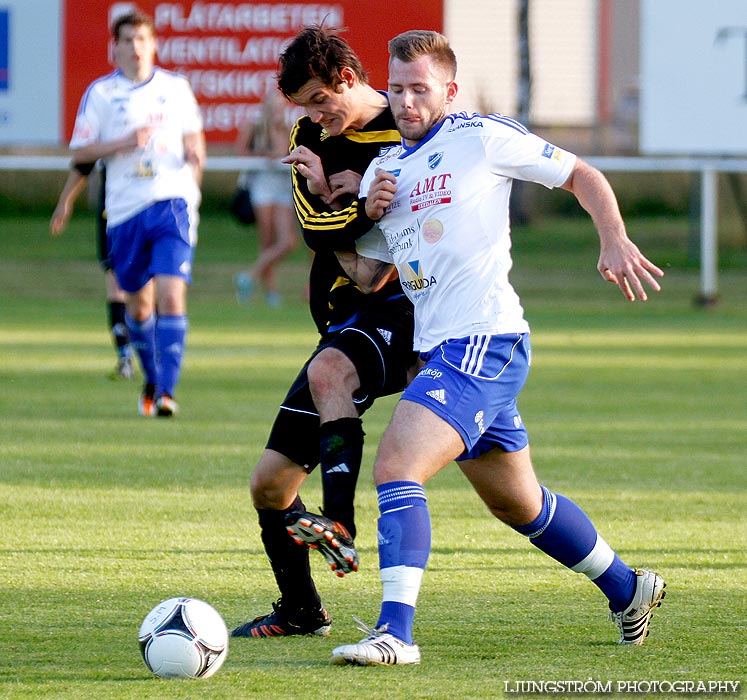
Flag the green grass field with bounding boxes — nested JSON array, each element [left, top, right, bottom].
[[1, 212, 746, 699]]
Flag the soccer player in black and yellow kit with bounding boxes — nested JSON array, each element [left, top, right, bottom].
[[230, 26, 418, 638], [51, 163, 134, 380]]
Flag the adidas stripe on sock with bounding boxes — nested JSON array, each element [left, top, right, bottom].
[[375, 481, 430, 644]]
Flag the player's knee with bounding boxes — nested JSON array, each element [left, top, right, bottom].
[[155, 276, 187, 315], [307, 349, 359, 398], [485, 491, 543, 528], [126, 300, 155, 323], [250, 450, 308, 510], [157, 292, 186, 316], [250, 471, 291, 510]]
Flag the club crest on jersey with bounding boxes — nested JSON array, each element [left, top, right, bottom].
[[428, 152, 444, 170], [542, 143, 564, 162]]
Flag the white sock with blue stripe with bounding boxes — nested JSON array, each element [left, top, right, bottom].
[[375, 481, 430, 644]]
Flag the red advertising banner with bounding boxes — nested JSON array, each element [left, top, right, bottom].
[[63, 1, 443, 145]]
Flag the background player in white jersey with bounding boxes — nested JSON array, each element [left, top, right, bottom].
[[331, 30, 666, 666], [70, 10, 205, 417]]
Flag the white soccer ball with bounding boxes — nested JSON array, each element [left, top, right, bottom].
[[138, 597, 229, 679]]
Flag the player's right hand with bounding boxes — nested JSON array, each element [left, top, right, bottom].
[[134, 126, 154, 148], [365, 168, 397, 221], [50, 205, 71, 236], [283, 146, 333, 200]]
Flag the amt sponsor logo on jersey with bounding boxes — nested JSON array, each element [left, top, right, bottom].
[[401, 259, 437, 298], [409, 173, 452, 212]]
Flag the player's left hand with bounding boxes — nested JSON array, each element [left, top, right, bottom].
[[326, 170, 362, 206], [598, 239, 664, 301]]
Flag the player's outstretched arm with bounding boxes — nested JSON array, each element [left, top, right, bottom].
[[71, 126, 153, 165], [335, 251, 396, 294], [184, 130, 206, 187], [50, 168, 89, 236], [561, 158, 664, 301]]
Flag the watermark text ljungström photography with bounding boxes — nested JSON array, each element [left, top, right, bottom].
[[503, 679, 742, 695]]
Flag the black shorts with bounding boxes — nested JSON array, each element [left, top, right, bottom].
[[265, 294, 417, 471], [94, 167, 112, 271], [96, 214, 112, 271]]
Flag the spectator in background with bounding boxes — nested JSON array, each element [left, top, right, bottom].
[[233, 89, 301, 308], [50, 163, 134, 380], [69, 10, 205, 417]]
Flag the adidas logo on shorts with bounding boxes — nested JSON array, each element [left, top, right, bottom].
[[377, 328, 393, 344], [426, 389, 446, 404]]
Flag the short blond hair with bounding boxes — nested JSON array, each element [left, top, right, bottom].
[[388, 30, 457, 80]]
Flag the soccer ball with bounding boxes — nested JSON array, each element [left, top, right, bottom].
[[138, 597, 229, 679]]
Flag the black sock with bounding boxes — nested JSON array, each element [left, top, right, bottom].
[[320, 417, 364, 538], [256, 496, 322, 613], [107, 301, 130, 352]]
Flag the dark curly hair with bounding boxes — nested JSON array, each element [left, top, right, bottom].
[[277, 25, 368, 97]]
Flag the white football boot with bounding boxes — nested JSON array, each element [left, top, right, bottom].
[[611, 568, 666, 645], [331, 619, 420, 666]]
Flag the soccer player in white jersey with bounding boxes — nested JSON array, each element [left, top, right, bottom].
[[330, 30, 666, 666], [70, 10, 205, 417]]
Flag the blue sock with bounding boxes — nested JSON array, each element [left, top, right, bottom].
[[156, 315, 188, 397], [116, 341, 132, 360], [514, 486, 636, 612], [126, 312, 157, 385], [375, 481, 430, 644]]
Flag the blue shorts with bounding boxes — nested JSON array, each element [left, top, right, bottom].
[[402, 333, 531, 460], [108, 198, 196, 293]]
